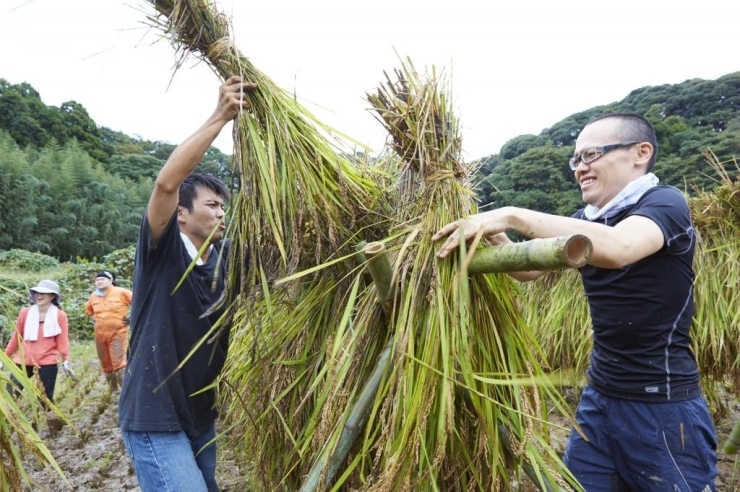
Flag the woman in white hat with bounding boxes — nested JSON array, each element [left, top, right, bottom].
[[3, 279, 72, 404]]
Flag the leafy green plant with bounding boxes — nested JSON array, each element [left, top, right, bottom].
[[101, 246, 136, 284], [0, 249, 59, 272], [0, 276, 32, 343]]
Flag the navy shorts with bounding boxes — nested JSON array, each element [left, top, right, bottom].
[[563, 385, 717, 491]]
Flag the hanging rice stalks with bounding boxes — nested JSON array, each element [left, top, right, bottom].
[[0, 352, 69, 491], [148, 1, 578, 490], [147, 0, 388, 284], [689, 150, 740, 415], [518, 269, 592, 382]]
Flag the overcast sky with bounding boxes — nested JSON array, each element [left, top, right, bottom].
[[2, 0, 739, 161]]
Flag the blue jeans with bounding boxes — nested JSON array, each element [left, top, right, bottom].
[[121, 424, 219, 492], [563, 385, 717, 491]]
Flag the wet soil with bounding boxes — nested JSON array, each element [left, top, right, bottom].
[[20, 354, 138, 491], [19, 343, 244, 492]]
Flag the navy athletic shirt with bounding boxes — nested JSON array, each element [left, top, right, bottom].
[[119, 212, 231, 437], [573, 185, 700, 402]]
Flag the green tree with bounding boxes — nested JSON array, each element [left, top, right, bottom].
[[482, 144, 580, 216], [57, 101, 112, 162], [0, 80, 51, 149], [24, 142, 145, 260], [499, 134, 549, 160], [199, 146, 234, 182], [106, 153, 164, 181], [0, 132, 42, 250]]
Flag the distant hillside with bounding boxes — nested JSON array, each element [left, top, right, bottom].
[[0, 78, 234, 261], [475, 72, 740, 215], [2, 73, 739, 259]]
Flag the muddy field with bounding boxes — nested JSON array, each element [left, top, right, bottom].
[[17, 342, 740, 491], [19, 343, 245, 492]]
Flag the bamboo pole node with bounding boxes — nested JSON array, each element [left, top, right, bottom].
[[468, 234, 593, 274], [362, 241, 395, 303]]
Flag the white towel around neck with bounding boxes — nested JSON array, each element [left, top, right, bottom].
[[24, 304, 61, 341], [583, 173, 659, 221]]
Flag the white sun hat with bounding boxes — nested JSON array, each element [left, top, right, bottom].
[[29, 279, 62, 302]]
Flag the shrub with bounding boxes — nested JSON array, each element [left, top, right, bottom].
[[0, 246, 135, 342], [0, 277, 29, 345], [0, 249, 59, 272], [101, 246, 136, 283]]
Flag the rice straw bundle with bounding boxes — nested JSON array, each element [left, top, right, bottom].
[[148, 0, 387, 284], [689, 151, 740, 409], [519, 270, 592, 382], [148, 2, 577, 490], [232, 59, 576, 490], [329, 60, 577, 491]]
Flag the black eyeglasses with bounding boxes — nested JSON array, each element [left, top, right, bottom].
[[569, 141, 640, 171]]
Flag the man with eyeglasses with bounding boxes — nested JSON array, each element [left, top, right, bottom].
[[434, 113, 717, 491]]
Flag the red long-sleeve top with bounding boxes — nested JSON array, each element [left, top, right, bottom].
[[4, 306, 70, 367]]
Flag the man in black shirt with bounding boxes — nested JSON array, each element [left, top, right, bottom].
[[119, 75, 256, 492], [434, 113, 717, 491]]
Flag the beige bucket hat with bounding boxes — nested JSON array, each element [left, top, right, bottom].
[[29, 279, 62, 302]]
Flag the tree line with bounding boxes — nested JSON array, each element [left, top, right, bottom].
[[0, 78, 234, 261], [1, 72, 739, 261]]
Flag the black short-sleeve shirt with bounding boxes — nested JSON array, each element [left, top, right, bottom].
[[118, 213, 230, 437], [573, 186, 700, 402]]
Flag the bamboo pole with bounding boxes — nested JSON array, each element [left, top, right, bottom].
[[355, 240, 368, 261], [468, 235, 592, 274], [298, 242, 395, 492], [299, 344, 393, 492]]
